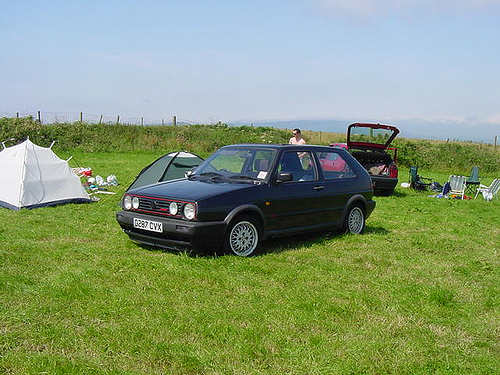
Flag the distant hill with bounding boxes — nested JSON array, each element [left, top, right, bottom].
[[230, 118, 498, 144]]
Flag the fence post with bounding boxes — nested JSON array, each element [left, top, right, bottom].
[[172, 116, 177, 126], [161, 119, 164, 126], [80, 112, 83, 122], [99, 115, 103, 124], [141, 117, 144, 126], [116, 115, 120, 125], [495, 135, 498, 150], [16, 112, 19, 118], [37, 111, 41, 123]]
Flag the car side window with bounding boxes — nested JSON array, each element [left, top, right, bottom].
[[317, 151, 357, 180], [277, 151, 317, 182]]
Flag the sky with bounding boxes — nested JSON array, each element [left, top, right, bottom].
[[1, 0, 500, 142]]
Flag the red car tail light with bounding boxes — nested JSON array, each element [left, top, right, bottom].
[[389, 164, 398, 178]]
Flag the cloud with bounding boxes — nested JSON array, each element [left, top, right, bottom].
[[380, 114, 470, 123], [485, 114, 500, 124], [314, 0, 500, 19]]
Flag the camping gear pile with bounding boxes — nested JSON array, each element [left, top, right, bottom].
[[406, 165, 499, 201], [72, 167, 119, 193]]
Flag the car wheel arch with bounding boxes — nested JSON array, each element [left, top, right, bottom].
[[339, 194, 367, 224], [224, 204, 265, 229]]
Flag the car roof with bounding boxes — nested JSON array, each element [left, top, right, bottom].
[[220, 143, 336, 151]]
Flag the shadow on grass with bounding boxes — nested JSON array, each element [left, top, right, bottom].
[[137, 243, 204, 258], [261, 225, 390, 254], [136, 225, 390, 258], [260, 232, 331, 256], [137, 236, 324, 258], [393, 190, 410, 197], [364, 225, 390, 235]]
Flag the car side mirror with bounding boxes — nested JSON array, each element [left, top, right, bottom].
[[276, 172, 293, 183]]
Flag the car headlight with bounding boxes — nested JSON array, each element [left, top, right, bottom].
[[132, 196, 140, 210], [169, 201, 178, 216], [123, 195, 132, 210], [183, 203, 196, 220]]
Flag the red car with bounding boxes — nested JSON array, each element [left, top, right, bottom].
[[318, 143, 347, 172], [331, 123, 400, 196]]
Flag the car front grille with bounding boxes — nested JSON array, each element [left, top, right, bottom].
[[130, 195, 188, 218], [138, 197, 171, 212]]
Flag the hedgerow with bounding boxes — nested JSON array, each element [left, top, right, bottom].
[[1, 117, 498, 174]]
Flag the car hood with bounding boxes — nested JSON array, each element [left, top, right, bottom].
[[347, 123, 399, 150], [127, 178, 254, 202]]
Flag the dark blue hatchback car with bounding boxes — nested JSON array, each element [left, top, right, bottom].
[[116, 144, 376, 256]]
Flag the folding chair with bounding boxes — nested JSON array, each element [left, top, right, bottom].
[[475, 179, 500, 201], [409, 166, 432, 190], [465, 166, 481, 195], [448, 175, 466, 200]]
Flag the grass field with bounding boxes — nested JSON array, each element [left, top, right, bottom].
[[1, 151, 499, 374]]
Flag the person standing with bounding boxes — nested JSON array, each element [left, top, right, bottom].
[[289, 128, 306, 145]]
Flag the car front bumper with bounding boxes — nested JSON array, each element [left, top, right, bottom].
[[116, 211, 226, 251]]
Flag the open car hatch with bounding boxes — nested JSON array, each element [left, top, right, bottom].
[[347, 123, 400, 150]]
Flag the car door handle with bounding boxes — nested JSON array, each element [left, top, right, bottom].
[[313, 185, 324, 191]]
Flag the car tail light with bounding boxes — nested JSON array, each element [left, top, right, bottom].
[[389, 164, 398, 178]]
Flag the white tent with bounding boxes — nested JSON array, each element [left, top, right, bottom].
[[0, 139, 91, 210]]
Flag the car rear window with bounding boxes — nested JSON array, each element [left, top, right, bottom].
[[317, 151, 357, 180], [350, 126, 394, 144]]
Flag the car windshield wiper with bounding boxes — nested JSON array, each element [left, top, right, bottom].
[[227, 175, 262, 183], [199, 172, 223, 177], [228, 174, 257, 180], [193, 172, 226, 182]]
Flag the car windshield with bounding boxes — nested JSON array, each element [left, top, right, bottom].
[[192, 147, 277, 183]]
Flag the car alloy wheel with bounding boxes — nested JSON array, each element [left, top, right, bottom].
[[225, 215, 261, 256], [344, 205, 365, 234]]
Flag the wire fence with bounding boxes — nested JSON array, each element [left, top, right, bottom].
[[2, 111, 497, 147], [0, 111, 208, 126]]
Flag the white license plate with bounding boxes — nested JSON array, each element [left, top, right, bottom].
[[133, 218, 163, 233]]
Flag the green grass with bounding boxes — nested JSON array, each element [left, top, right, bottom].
[[1, 153, 499, 374]]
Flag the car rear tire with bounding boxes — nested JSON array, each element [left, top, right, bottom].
[[223, 215, 262, 256], [343, 204, 365, 234]]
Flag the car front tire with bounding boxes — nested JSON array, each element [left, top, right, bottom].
[[343, 204, 365, 234], [223, 215, 262, 257]]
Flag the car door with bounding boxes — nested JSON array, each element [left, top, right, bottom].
[[316, 150, 359, 223], [264, 151, 326, 231]]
